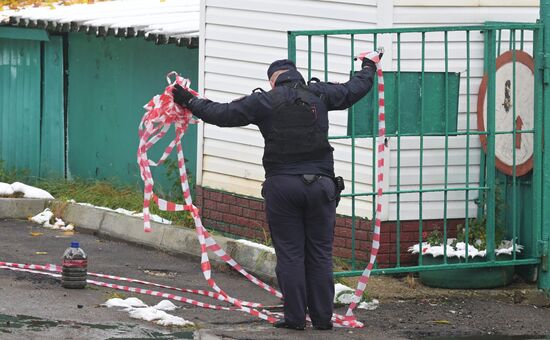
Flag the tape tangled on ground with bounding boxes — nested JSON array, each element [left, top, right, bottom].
[[1, 52, 384, 328]]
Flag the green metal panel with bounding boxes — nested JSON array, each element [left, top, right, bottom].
[[0, 37, 41, 176], [67, 33, 198, 195], [0, 27, 49, 41], [347, 71, 460, 137], [40, 35, 65, 177]]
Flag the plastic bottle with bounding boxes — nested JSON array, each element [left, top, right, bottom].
[[61, 241, 88, 289]]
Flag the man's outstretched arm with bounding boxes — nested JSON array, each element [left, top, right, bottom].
[[310, 57, 378, 111], [173, 85, 270, 127]]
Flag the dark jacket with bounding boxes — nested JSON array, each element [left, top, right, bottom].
[[187, 66, 376, 177]]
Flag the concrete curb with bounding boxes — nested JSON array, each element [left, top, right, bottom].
[[0, 198, 49, 219], [0, 198, 277, 281]]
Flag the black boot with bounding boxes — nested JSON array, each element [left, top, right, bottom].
[[273, 320, 306, 330], [312, 322, 333, 330]]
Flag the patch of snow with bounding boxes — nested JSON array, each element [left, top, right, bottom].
[[334, 283, 373, 306], [130, 211, 172, 225], [11, 182, 54, 199], [62, 224, 75, 231], [30, 209, 74, 231], [0, 182, 14, 196], [128, 307, 167, 321], [73, 202, 172, 224], [75, 202, 110, 210], [114, 208, 138, 215], [408, 240, 523, 258], [152, 300, 179, 311], [128, 307, 192, 327], [103, 297, 148, 309], [358, 299, 379, 311], [104, 297, 192, 327], [235, 239, 275, 254], [30, 208, 54, 225], [334, 283, 356, 304], [155, 313, 193, 327]]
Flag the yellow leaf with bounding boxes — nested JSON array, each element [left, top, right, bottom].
[[433, 320, 451, 325], [35, 251, 48, 255], [30, 232, 43, 237], [62, 231, 74, 236]]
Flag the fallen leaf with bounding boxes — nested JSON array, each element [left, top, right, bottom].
[[62, 231, 74, 236], [35, 251, 48, 255], [30, 232, 43, 237]]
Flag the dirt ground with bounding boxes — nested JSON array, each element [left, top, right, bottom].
[[1, 218, 550, 340]]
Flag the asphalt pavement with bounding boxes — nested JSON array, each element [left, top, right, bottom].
[[2, 218, 550, 340]]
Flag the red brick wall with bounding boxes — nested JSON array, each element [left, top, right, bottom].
[[195, 186, 460, 267]]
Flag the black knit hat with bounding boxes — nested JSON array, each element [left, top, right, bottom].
[[267, 59, 297, 79]]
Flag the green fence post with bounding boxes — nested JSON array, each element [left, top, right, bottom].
[[540, 0, 550, 294], [287, 32, 297, 62]]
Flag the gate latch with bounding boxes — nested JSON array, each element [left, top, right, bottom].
[[539, 52, 550, 85]]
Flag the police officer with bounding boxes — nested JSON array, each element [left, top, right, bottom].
[[173, 54, 379, 330]]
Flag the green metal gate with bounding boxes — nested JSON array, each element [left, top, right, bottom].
[[0, 27, 65, 178], [288, 20, 548, 291]]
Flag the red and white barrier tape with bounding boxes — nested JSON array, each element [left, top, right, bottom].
[[136, 53, 385, 327], [0, 263, 258, 313], [0, 53, 384, 328], [340, 50, 385, 324], [0, 261, 263, 308], [137, 72, 279, 323]]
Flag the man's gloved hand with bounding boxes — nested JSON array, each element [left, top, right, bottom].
[[172, 84, 195, 108], [361, 50, 384, 70], [361, 58, 377, 70]]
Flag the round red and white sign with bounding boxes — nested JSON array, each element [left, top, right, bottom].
[[477, 50, 534, 177]]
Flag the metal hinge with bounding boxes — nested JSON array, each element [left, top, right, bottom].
[[539, 240, 549, 272]]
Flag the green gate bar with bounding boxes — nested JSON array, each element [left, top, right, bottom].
[[486, 28, 497, 262], [287, 21, 545, 284], [539, 0, 550, 293]]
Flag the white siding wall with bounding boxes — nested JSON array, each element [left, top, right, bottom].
[[199, 0, 539, 221]]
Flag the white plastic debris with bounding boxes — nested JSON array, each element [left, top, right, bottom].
[[11, 182, 54, 199], [0, 182, 14, 196]]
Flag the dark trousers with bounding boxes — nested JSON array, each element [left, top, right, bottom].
[[262, 174, 336, 326]]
